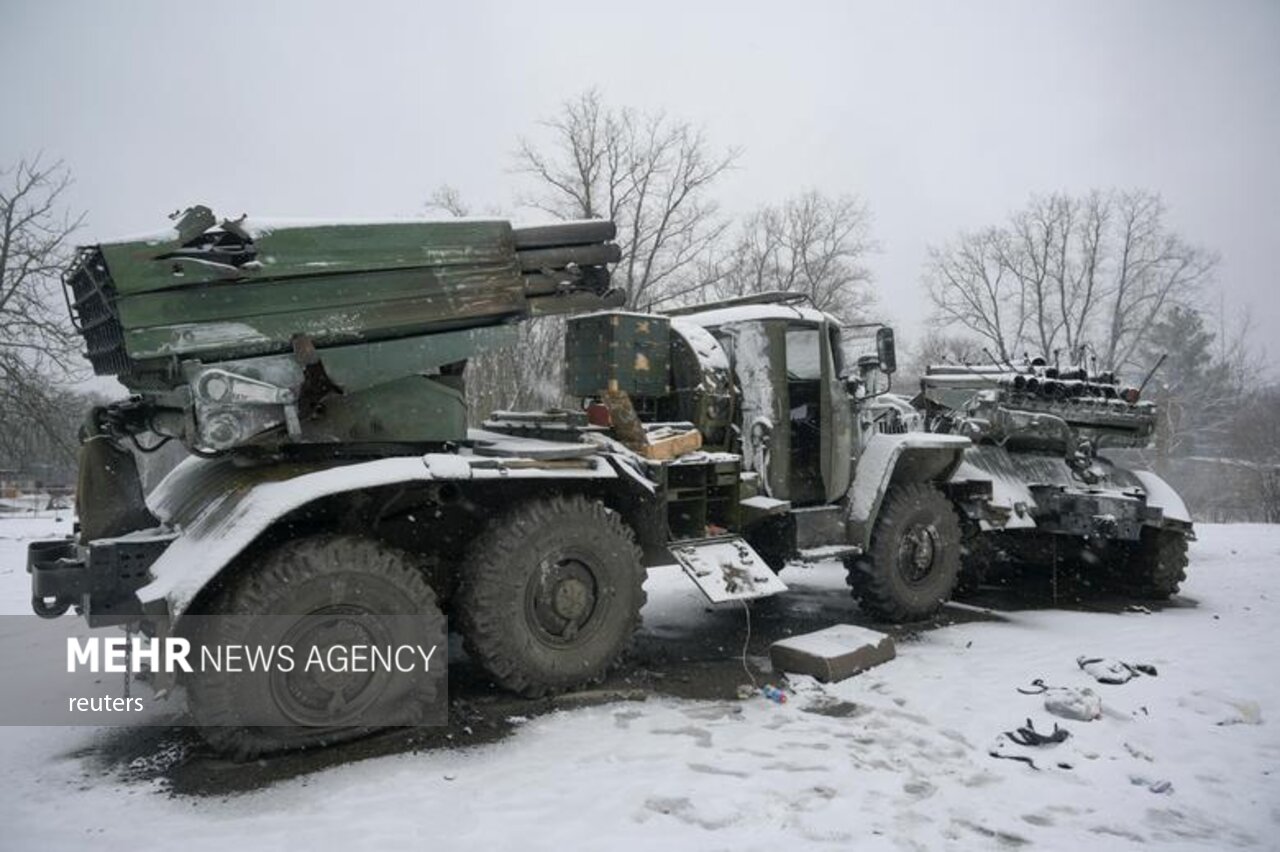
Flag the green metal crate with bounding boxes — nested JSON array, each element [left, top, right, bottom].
[[565, 312, 671, 397]]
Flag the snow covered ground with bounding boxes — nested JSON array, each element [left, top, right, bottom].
[[0, 515, 1276, 850]]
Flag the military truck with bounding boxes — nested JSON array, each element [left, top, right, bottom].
[[28, 208, 1191, 755]]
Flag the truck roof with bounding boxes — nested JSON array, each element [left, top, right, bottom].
[[676, 303, 833, 329]]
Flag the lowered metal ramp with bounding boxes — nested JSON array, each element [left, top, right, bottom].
[[670, 536, 788, 603]]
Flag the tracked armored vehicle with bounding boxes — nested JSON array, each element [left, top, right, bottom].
[[917, 360, 1193, 596]]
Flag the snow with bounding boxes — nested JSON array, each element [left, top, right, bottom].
[[1131, 470, 1193, 524], [144, 321, 272, 354], [847, 432, 972, 527], [740, 495, 790, 512], [670, 318, 730, 370], [142, 452, 617, 618], [680, 303, 831, 328], [668, 537, 788, 603], [796, 544, 858, 559], [2, 517, 1279, 850], [949, 451, 1041, 531], [93, 225, 180, 246], [421, 453, 474, 480], [730, 322, 776, 484], [242, 216, 508, 239]]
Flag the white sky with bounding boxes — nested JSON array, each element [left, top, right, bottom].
[[3, 0, 1277, 361]]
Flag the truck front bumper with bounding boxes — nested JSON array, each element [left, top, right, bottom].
[[28, 535, 173, 627]]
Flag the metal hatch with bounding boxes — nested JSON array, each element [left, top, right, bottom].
[[670, 536, 788, 603]]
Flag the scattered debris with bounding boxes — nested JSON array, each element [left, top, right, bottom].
[[1004, 718, 1070, 747], [988, 750, 1040, 770], [1130, 775, 1174, 794], [1077, 656, 1158, 684], [799, 698, 865, 718], [1045, 687, 1102, 721], [1017, 678, 1049, 695], [769, 624, 896, 683]]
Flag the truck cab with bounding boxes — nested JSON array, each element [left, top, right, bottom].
[[658, 296, 968, 591], [677, 303, 856, 506]]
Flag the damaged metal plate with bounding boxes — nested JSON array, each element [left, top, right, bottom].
[[670, 536, 787, 603]]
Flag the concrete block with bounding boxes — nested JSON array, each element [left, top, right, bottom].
[[769, 624, 896, 683]]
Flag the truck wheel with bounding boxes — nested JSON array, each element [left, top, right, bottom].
[[845, 483, 962, 622], [457, 496, 646, 697], [185, 534, 444, 759], [1118, 527, 1188, 599]]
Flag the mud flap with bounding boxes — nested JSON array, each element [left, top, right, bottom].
[[77, 435, 161, 541], [670, 536, 788, 603]]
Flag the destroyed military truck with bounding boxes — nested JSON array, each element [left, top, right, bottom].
[[914, 360, 1193, 596], [28, 207, 1192, 755]]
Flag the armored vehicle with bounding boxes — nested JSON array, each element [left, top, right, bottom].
[[916, 360, 1193, 596], [29, 208, 1192, 755]]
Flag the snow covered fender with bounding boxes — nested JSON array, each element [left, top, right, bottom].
[[137, 451, 618, 620], [846, 432, 972, 547], [1130, 469, 1192, 526]]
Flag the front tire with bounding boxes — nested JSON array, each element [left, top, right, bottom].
[[845, 483, 962, 622], [456, 496, 646, 697], [185, 534, 445, 759]]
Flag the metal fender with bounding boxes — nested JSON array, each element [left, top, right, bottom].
[[137, 451, 617, 620], [846, 432, 971, 547], [1130, 469, 1193, 525]]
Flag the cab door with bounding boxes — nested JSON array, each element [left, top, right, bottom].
[[819, 320, 854, 502], [729, 320, 790, 498]]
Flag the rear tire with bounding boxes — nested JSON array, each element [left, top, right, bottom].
[[845, 483, 962, 622], [185, 534, 444, 759], [456, 496, 646, 697]]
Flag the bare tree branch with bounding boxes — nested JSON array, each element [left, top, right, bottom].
[[699, 191, 876, 323], [0, 155, 86, 477], [513, 89, 738, 309], [924, 188, 1215, 375], [424, 185, 471, 218]]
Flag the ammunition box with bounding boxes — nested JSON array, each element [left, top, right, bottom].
[[566, 312, 671, 397]]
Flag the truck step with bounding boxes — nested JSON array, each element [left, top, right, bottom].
[[795, 544, 861, 563]]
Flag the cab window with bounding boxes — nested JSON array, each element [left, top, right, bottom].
[[785, 328, 821, 380]]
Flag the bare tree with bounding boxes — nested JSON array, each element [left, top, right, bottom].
[[514, 89, 738, 309], [1225, 385, 1280, 522], [923, 227, 1024, 362], [425, 184, 471, 218], [0, 386, 102, 484], [419, 185, 571, 421], [696, 191, 875, 322], [925, 189, 1215, 374], [0, 156, 84, 476], [462, 318, 572, 423], [1101, 192, 1216, 371], [903, 330, 987, 384]]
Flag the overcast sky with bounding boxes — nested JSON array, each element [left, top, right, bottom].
[[3, 0, 1277, 362]]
